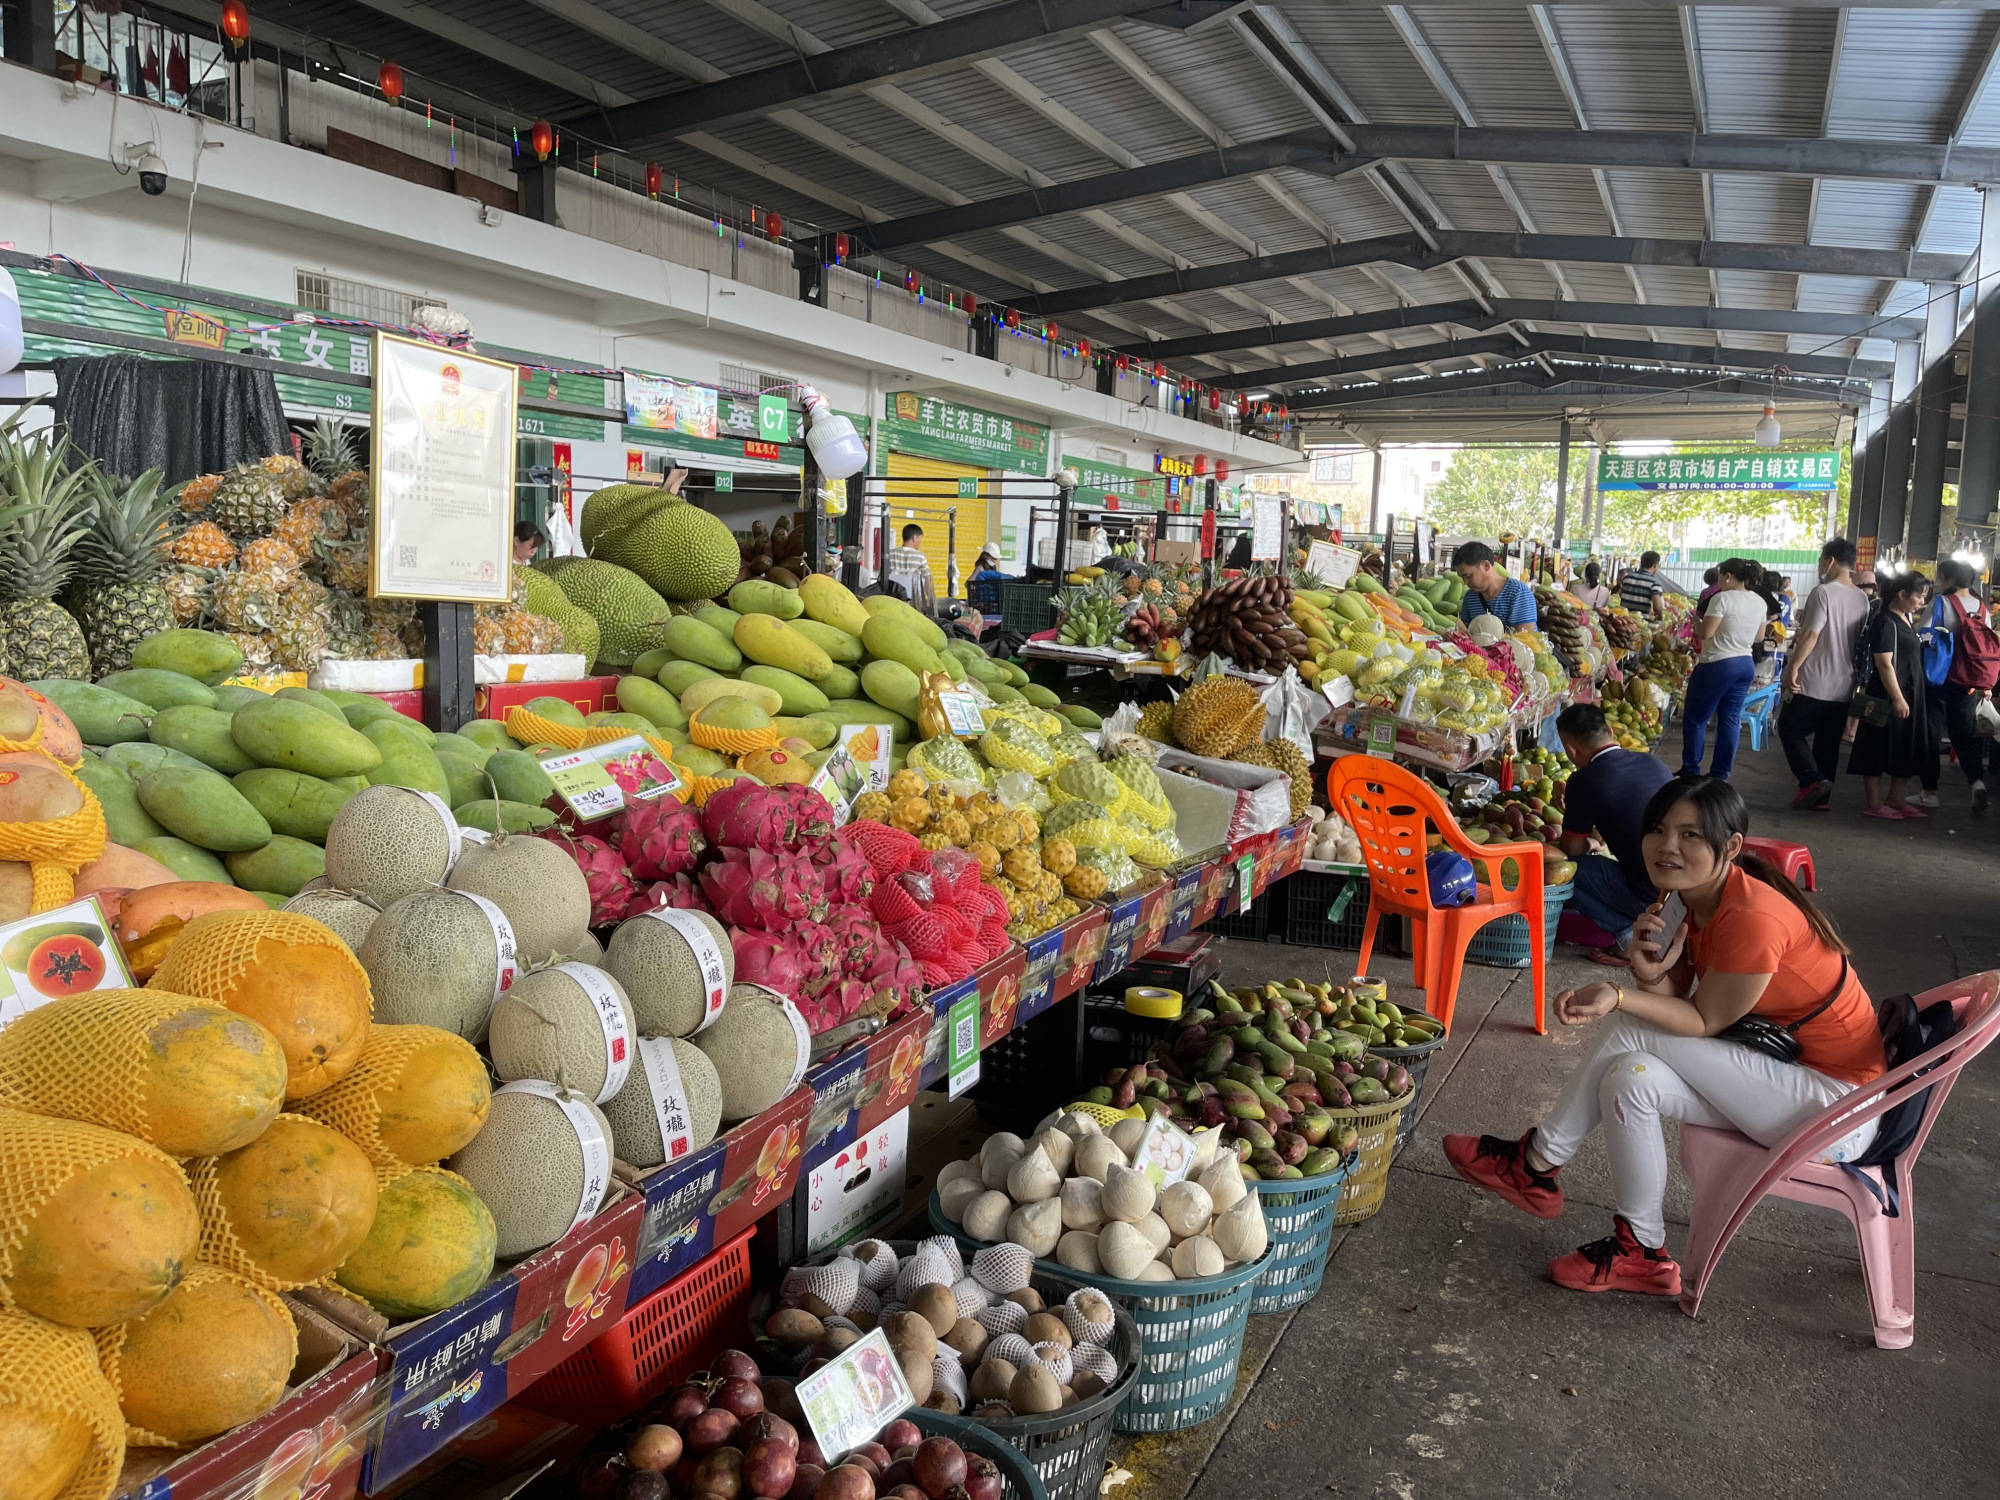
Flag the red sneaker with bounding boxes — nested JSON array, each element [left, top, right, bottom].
[[1442, 1131, 1565, 1219], [1546, 1216, 1683, 1296]]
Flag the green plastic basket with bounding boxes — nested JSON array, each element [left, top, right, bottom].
[[1246, 1154, 1354, 1312], [1464, 882, 1572, 969], [909, 1409, 1049, 1500], [930, 1193, 1269, 1434]]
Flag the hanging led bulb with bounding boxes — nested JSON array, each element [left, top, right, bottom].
[[799, 384, 867, 479], [1753, 402, 1781, 448]]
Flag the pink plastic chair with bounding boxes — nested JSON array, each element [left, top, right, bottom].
[[1677, 970, 2000, 1348]]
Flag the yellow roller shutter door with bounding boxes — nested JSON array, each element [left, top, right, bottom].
[[885, 451, 987, 599]]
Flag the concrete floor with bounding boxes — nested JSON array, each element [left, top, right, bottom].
[[1115, 743, 2000, 1500]]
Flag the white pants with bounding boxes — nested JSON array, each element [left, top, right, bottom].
[[1535, 1017, 1879, 1248]]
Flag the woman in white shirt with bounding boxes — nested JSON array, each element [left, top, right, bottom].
[[1679, 557, 1767, 782], [1568, 561, 1611, 610]]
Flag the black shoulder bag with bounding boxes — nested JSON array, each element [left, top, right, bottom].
[[1716, 957, 1849, 1065]]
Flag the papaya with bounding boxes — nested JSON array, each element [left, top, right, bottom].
[[130, 629, 244, 684], [194, 1116, 378, 1287], [224, 836, 327, 897], [232, 769, 356, 842], [150, 704, 259, 774], [72, 843, 178, 900], [113, 881, 270, 979], [106, 1265, 295, 1444], [96, 669, 216, 711], [136, 767, 273, 853], [231, 697, 382, 778], [27, 680, 152, 745], [333, 1165, 496, 1320]]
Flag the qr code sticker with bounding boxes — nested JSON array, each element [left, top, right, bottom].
[[399, 545, 418, 567], [955, 1011, 975, 1056]]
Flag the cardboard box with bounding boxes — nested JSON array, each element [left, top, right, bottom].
[[799, 1007, 931, 1179], [1135, 879, 1175, 959], [1165, 863, 1205, 940], [1193, 855, 1233, 928], [364, 1402, 588, 1500], [1052, 905, 1108, 1002], [115, 1300, 385, 1500], [475, 677, 621, 722], [627, 1084, 814, 1302], [297, 1187, 643, 1493], [917, 945, 1029, 1089], [1093, 890, 1146, 985]]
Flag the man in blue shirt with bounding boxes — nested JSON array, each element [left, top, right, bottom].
[[1452, 541, 1539, 628], [1553, 703, 1673, 964]]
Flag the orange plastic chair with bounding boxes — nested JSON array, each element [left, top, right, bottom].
[[1327, 756, 1548, 1034]]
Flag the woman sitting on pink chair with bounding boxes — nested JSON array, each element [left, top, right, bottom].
[[1442, 777, 1884, 1296]]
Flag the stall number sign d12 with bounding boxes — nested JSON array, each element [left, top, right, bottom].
[[758, 394, 790, 443]]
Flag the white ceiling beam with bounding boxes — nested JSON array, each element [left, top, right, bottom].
[[1678, 5, 1724, 309], [1885, 17, 2000, 313], [518, 0, 725, 83], [342, 0, 636, 108]]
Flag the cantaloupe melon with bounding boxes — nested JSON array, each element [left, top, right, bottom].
[[602, 909, 734, 1037], [147, 911, 372, 1101], [0, 990, 287, 1158], [358, 890, 516, 1042], [1, 1107, 199, 1326], [335, 1167, 495, 1319], [446, 1085, 612, 1259], [193, 1116, 379, 1288], [0, 1307, 122, 1500], [601, 1035, 722, 1168], [445, 833, 590, 965], [322, 786, 458, 907], [691, 984, 811, 1122], [487, 964, 635, 1105], [293, 1024, 489, 1168], [104, 1264, 296, 1445], [278, 887, 380, 954]]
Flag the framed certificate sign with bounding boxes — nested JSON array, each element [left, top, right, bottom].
[[369, 333, 518, 602]]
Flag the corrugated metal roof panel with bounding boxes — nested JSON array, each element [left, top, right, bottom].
[[1540, 6, 1693, 131], [1272, 5, 1460, 126], [796, 93, 1025, 200], [1825, 10, 1994, 143], [1268, 174, 1420, 242], [1500, 165, 1616, 236], [1712, 175, 1810, 246], [1400, 163, 1518, 231], [883, 71, 1104, 184], [981, 35, 1213, 160], [1102, 20, 1320, 141], [1918, 187, 1985, 256], [589, 0, 790, 77], [1399, 6, 1575, 128], [1600, 169, 1707, 239], [748, 0, 933, 51], [1689, 8, 1838, 135], [1810, 182, 1924, 253], [1633, 267, 1718, 307], [1023, 216, 1179, 280]]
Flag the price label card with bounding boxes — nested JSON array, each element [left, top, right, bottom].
[[538, 735, 683, 822], [1236, 852, 1254, 910], [946, 987, 981, 1099], [797, 1327, 914, 1462], [1131, 1113, 1199, 1189], [805, 1108, 910, 1255], [0, 896, 133, 1031], [937, 690, 988, 738]]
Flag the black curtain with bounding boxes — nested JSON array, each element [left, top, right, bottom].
[[52, 355, 292, 482]]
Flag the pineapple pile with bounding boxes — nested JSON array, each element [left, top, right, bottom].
[[850, 772, 1089, 939]]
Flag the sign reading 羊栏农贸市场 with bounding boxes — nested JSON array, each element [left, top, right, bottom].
[[1597, 451, 1840, 491], [884, 391, 1048, 468]]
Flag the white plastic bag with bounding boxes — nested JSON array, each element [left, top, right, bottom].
[[1259, 667, 1329, 759], [1975, 695, 2000, 738]]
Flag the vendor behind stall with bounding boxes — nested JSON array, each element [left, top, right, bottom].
[[1452, 541, 1539, 628], [1554, 703, 1673, 964]]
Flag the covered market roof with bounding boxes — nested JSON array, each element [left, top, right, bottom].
[[131, 1, 2000, 442]]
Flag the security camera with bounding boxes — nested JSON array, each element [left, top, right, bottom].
[[137, 151, 167, 196]]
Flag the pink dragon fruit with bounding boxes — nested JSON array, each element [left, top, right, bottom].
[[826, 907, 882, 977], [700, 847, 829, 931], [702, 782, 835, 855], [732, 928, 809, 1002], [624, 872, 708, 918], [792, 921, 845, 996], [830, 977, 874, 1024], [545, 832, 637, 928], [813, 838, 877, 905], [619, 797, 705, 882]]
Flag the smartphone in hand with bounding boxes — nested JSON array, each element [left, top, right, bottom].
[[1650, 893, 1688, 959]]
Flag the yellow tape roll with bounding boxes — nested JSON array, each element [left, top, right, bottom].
[[1123, 985, 1183, 1019]]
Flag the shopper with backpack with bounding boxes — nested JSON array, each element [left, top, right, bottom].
[[1909, 580, 1957, 808], [1780, 538, 1871, 810], [1935, 558, 1999, 812], [1442, 778, 1884, 1296]]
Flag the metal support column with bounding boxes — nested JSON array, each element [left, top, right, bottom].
[[1552, 417, 1572, 548], [517, 162, 559, 223], [1367, 448, 1385, 536], [4, 0, 58, 74], [420, 604, 476, 732], [1958, 189, 2000, 526], [1583, 445, 1601, 552], [1872, 342, 1921, 568], [1907, 281, 1960, 566], [1852, 378, 1890, 541]]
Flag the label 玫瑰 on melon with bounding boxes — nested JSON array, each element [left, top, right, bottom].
[[603, 907, 734, 1037], [445, 833, 592, 966], [358, 888, 518, 1043], [446, 1082, 612, 1259], [600, 1034, 722, 1169], [487, 963, 633, 1105]]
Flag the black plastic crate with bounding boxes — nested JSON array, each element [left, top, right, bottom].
[[970, 996, 1083, 1133], [1281, 869, 1373, 949], [1203, 890, 1278, 942], [1080, 990, 1177, 1081], [1001, 581, 1058, 633]]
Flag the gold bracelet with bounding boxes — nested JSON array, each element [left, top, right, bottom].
[[1613, 987, 1624, 1011]]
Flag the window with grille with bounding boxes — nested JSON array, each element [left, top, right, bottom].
[[716, 362, 791, 399], [296, 270, 446, 327]]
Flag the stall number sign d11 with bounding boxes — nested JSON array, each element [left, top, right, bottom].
[[538, 735, 683, 822], [798, 1327, 915, 1462], [0, 895, 133, 1031]]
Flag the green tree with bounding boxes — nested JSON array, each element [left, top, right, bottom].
[[1425, 447, 1562, 539]]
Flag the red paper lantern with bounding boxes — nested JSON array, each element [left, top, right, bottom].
[[220, 0, 250, 51], [1077, 337, 1090, 359], [644, 162, 663, 200], [905, 267, 919, 294], [962, 292, 978, 319], [1208, 388, 1220, 411], [1152, 362, 1166, 380], [1193, 455, 1208, 477], [1116, 353, 1130, 372], [1044, 321, 1058, 343], [1005, 308, 1020, 331], [765, 211, 782, 240], [833, 232, 851, 262], [529, 120, 554, 162], [377, 60, 403, 105], [1215, 460, 1230, 484]]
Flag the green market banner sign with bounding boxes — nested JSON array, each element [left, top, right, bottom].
[[885, 391, 1048, 469], [13, 262, 611, 439], [1598, 450, 1840, 491], [1062, 454, 1170, 512]]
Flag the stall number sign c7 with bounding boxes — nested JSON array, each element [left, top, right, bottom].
[[798, 1327, 915, 1462], [0, 896, 133, 1031], [538, 736, 683, 822]]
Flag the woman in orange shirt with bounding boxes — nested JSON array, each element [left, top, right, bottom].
[[1443, 778, 1885, 1297]]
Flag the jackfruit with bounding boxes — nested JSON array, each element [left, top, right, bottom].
[[591, 491, 741, 603], [543, 559, 674, 667]]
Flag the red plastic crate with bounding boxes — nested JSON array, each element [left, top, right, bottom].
[[514, 1231, 754, 1425]]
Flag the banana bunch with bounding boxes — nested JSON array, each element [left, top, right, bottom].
[[1057, 587, 1124, 646]]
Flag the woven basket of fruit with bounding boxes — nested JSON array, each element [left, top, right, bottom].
[[1327, 1093, 1411, 1226]]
